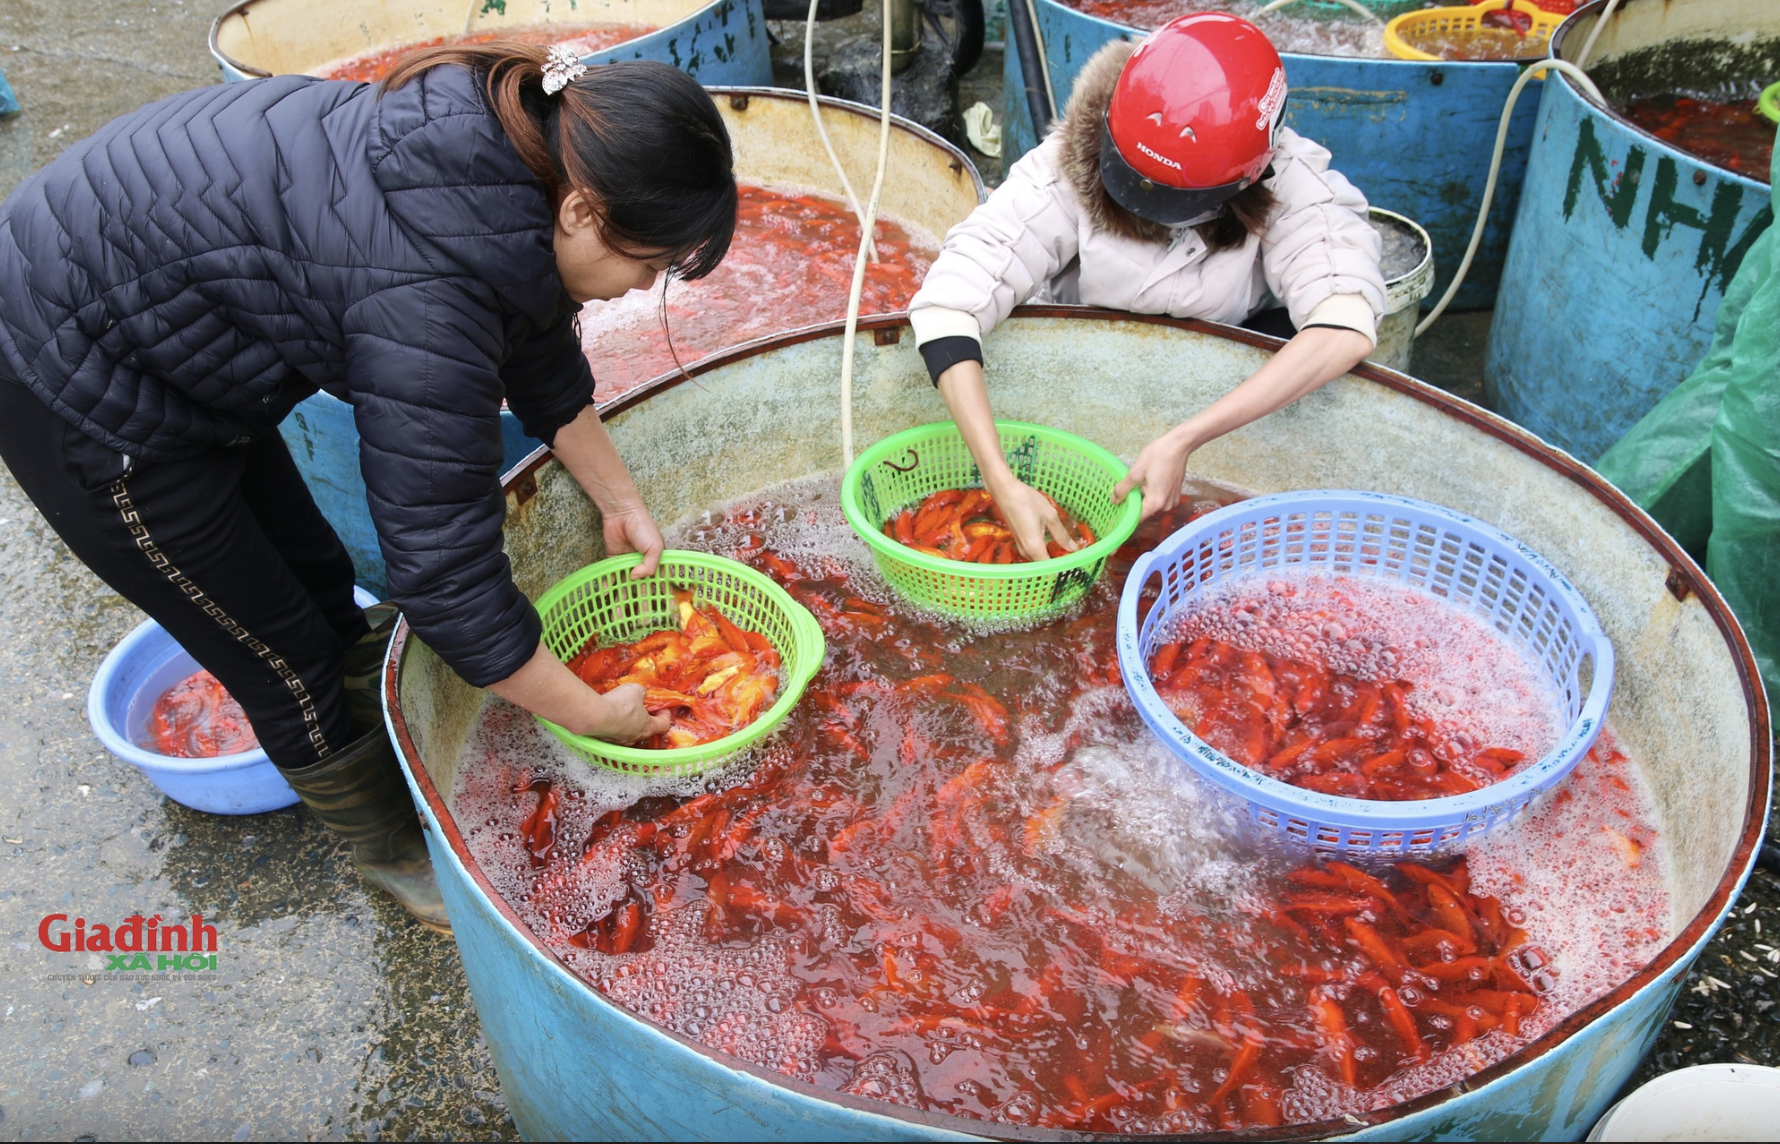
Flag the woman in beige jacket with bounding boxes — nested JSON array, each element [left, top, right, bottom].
[[909, 15, 1386, 557]]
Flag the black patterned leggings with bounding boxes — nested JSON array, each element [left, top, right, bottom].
[[0, 380, 367, 771]]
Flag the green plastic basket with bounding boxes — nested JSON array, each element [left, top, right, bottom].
[[840, 421, 1143, 623], [1759, 80, 1780, 126], [532, 551, 825, 776]]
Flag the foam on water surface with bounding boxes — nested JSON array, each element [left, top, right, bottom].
[[1061, 0, 1392, 59], [449, 474, 1672, 1131], [1154, 567, 1568, 781]]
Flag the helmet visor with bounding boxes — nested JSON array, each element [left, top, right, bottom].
[[1098, 115, 1254, 228]]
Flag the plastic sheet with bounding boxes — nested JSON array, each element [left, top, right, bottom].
[[1597, 136, 1780, 701]]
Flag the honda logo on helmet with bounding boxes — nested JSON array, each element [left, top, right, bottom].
[[1135, 141, 1182, 171], [1255, 66, 1287, 131]]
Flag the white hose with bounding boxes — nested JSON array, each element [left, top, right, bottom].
[[838, 0, 896, 464], [805, 0, 878, 262], [1024, 0, 1058, 122], [1255, 0, 1383, 22], [1574, 0, 1625, 70], [1413, 58, 1605, 337]]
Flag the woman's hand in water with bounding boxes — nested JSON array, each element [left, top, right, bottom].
[[1115, 327, 1374, 520], [582, 683, 671, 744], [935, 360, 1076, 562], [988, 476, 1078, 563], [1113, 428, 1196, 521], [603, 505, 665, 579], [488, 643, 670, 743]]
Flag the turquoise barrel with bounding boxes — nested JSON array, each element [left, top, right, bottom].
[[209, 0, 772, 86], [274, 88, 985, 593], [1001, 1, 1543, 310], [1483, 0, 1777, 463], [386, 310, 1770, 1140]]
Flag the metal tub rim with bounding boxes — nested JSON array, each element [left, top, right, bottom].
[[706, 85, 986, 212], [386, 306, 1773, 1141], [209, 0, 727, 80], [1032, 0, 1540, 68], [1551, 0, 1774, 191]]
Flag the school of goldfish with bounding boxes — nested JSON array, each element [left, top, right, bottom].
[[452, 483, 1666, 1133], [1147, 635, 1528, 800], [882, 487, 1096, 563], [564, 589, 781, 750], [145, 669, 260, 759]]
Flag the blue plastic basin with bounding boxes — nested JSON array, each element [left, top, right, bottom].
[[88, 587, 379, 815]]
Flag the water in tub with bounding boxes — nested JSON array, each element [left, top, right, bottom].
[[1058, 0, 1393, 59], [308, 24, 660, 84], [452, 475, 1671, 1132], [576, 187, 941, 405]]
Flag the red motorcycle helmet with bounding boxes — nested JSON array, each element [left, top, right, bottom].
[[1099, 13, 1288, 226]]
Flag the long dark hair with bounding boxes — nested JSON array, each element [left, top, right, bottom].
[[1196, 183, 1279, 255], [383, 47, 737, 279]]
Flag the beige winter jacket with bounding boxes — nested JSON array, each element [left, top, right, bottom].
[[909, 41, 1387, 353]]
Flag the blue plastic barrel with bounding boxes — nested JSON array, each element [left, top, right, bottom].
[[89, 586, 379, 815], [279, 394, 540, 597], [209, 0, 771, 86], [1001, 0, 1541, 310], [1484, 0, 1776, 462]]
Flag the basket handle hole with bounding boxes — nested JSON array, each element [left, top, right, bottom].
[[1574, 651, 1596, 706], [1137, 570, 1164, 630]]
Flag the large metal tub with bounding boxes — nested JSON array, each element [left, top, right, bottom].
[[280, 88, 984, 594], [386, 309, 1770, 1140], [209, 0, 771, 85], [1001, 0, 1543, 310], [1483, 0, 1777, 463]]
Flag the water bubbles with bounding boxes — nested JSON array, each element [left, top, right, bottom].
[[992, 1090, 1040, 1124], [845, 1051, 925, 1106]]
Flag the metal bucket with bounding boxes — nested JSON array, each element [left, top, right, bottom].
[[385, 309, 1770, 1140], [1369, 206, 1434, 374], [1001, 0, 1544, 310], [1483, 0, 1778, 463], [278, 88, 984, 594], [208, 0, 772, 85]]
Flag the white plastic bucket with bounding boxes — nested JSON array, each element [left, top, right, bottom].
[[1588, 1062, 1780, 1141], [1369, 206, 1435, 376], [87, 588, 379, 815]]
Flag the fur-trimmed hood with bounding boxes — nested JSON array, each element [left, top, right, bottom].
[[1054, 39, 1174, 245], [908, 62, 1387, 355]]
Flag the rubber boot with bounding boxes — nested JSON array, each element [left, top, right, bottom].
[[280, 725, 452, 934], [343, 602, 400, 736]]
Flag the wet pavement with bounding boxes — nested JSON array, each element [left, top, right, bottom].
[[0, 434, 518, 1137], [0, 11, 521, 1138], [0, 1, 1775, 1140]]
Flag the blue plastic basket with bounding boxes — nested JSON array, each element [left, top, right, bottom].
[[1116, 490, 1615, 855]]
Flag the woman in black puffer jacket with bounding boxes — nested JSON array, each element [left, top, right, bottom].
[[0, 47, 736, 931]]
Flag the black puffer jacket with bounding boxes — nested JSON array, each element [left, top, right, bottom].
[[0, 67, 594, 686]]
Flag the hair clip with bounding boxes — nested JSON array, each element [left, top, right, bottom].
[[541, 45, 587, 95]]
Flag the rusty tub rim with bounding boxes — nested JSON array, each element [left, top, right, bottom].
[[709, 86, 988, 208], [209, 0, 714, 80], [385, 306, 1774, 1141], [1551, 0, 1776, 191]]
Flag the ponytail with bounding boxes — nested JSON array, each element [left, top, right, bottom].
[[383, 46, 736, 279]]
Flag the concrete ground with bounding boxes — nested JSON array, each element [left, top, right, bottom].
[[0, 3, 1773, 1140]]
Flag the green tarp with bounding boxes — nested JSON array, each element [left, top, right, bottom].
[[1597, 140, 1780, 703]]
